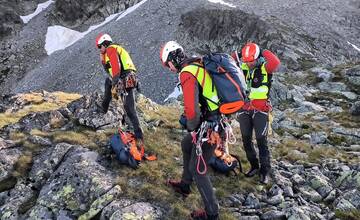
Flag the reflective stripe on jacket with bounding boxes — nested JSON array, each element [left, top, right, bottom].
[[104, 44, 136, 78], [241, 62, 269, 100], [180, 63, 219, 112]]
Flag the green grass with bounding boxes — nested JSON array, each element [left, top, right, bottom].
[[0, 92, 81, 129], [335, 209, 360, 220]]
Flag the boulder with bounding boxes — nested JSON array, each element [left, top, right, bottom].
[[27, 146, 116, 218]]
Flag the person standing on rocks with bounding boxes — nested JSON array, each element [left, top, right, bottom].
[[231, 42, 280, 184], [160, 41, 220, 220], [95, 33, 143, 143]]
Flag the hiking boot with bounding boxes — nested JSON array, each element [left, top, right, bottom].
[[259, 173, 269, 184], [166, 179, 191, 197], [190, 209, 219, 220], [244, 167, 259, 177], [95, 102, 107, 114]]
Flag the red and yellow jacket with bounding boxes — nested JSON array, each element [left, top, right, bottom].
[[100, 44, 136, 79]]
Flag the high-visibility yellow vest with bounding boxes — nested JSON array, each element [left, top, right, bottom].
[[241, 63, 269, 100], [180, 64, 220, 111], [104, 44, 136, 77]]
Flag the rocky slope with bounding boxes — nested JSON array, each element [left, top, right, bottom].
[[0, 0, 359, 219], [0, 90, 359, 219]]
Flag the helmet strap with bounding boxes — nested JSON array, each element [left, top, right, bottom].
[[168, 61, 178, 73]]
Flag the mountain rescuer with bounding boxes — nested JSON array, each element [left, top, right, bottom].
[[160, 41, 220, 220], [95, 33, 143, 143], [231, 42, 280, 184]]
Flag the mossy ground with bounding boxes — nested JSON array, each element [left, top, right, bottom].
[[1, 92, 359, 219]]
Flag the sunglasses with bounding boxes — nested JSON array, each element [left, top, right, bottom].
[[97, 44, 103, 49]]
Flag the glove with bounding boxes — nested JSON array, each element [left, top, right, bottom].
[[179, 114, 187, 130]]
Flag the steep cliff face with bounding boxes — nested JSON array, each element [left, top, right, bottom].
[[0, 0, 47, 39], [50, 0, 142, 30]]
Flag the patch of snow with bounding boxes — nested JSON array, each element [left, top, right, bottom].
[[20, 0, 54, 24], [45, 0, 149, 55], [347, 42, 360, 52], [45, 26, 83, 55], [207, 0, 236, 8], [45, 12, 120, 55], [116, 0, 149, 21], [164, 84, 182, 102]]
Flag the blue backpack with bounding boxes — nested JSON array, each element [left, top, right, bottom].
[[209, 154, 243, 175], [110, 132, 139, 169], [202, 53, 247, 114]]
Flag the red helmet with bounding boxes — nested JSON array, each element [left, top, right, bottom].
[[241, 43, 260, 62], [95, 33, 112, 48]]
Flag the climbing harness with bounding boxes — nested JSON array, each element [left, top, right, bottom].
[[192, 115, 237, 175]]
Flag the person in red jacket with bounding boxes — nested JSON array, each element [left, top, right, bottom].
[[95, 33, 143, 143], [160, 41, 220, 220], [231, 42, 280, 184]]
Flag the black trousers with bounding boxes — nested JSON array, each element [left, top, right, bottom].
[[237, 110, 271, 175], [181, 133, 219, 216], [102, 78, 143, 139]]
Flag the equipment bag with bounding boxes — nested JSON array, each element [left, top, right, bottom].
[[110, 129, 156, 169], [209, 153, 242, 175], [202, 53, 247, 114]]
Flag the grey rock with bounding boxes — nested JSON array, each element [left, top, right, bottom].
[[261, 210, 286, 220], [27, 135, 52, 147], [269, 185, 283, 197], [110, 202, 163, 219], [266, 194, 285, 206], [310, 115, 329, 122], [310, 131, 328, 145], [29, 143, 74, 188], [285, 206, 311, 220], [298, 185, 323, 202], [350, 101, 360, 116], [332, 127, 360, 144], [328, 106, 344, 113], [308, 175, 333, 198], [225, 194, 245, 207], [334, 189, 360, 209], [299, 101, 325, 112], [311, 67, 334, 82], [0, 182, 37, 220], [78, 185, 122, 220], [317, 82, 348, 92], [345, 65, 360, 91], [238, 216, 260, 220], [28, 146, 115, 218], [244, 193, 261, 209], [340, 91, 357, 100], [0, 148, 21, 182], [334, 198, 356, 211], [27, 205, 54, 220], [291, 174, 306, 185], [0, 137, 15, 150], [323, 189, 336, 203], [67, 93, 124, 130], [100, 199, 133, 220]]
